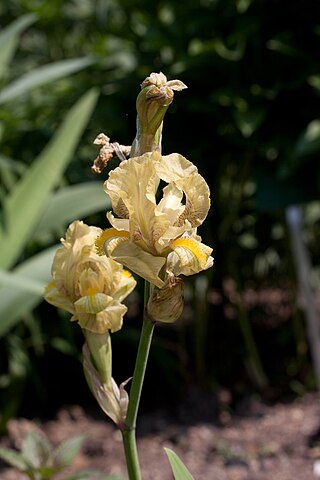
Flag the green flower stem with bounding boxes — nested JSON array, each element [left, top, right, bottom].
[[122, 281, 155, 480], [130, 125, 163, 157]]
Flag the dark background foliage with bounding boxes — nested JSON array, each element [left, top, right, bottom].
[[1, 0, 320, 424]]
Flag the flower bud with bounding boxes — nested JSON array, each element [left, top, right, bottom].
[[131, 72, 187, 156], [83, 330, 112, 386], [147, 276, 184, 323], [83, 343, 129, 429]]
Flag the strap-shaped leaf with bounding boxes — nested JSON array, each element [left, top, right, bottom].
[[33, 182, 110, 239], [0, 245, 58, 337], [0, 14, 36, 81], [0, 57, 95, 104], [0, 269, 44, 294], [0, 88, 98, 269], [164, 448, 194, 480]]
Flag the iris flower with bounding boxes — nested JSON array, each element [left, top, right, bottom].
[[44, 221, 136, 426], [44, 220, 136, 334], [96, 151, 213, 289]]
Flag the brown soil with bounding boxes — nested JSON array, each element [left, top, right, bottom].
[[1, 393, 320, 480]]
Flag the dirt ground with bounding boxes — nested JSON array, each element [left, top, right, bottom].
[[1, 392, 320, 480]]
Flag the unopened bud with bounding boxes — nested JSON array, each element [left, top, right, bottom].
[[83, 330, 112, 387], [147, 276, 184, 323], [83, 343, 129, 428], [131, 72, 187, 156]]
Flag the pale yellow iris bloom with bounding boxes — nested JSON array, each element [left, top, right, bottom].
[[44, 220, 136, 334], [96, 151, 213, 288]]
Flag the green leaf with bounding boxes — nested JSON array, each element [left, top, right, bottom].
[[0, 14, 37, 81], [0, 269, 44, 294], [164, 448, 194, 480], [0, 88, 98, 269], [33, 182, 110, 239], [0, 446, 30, 471], [0, 154, 26, 191], [21, 431, 52, 469], [0, 245, 58, 338], [36, 466, 59, 478], [53, 435, 86, 469], [0, 57, 95, 104]]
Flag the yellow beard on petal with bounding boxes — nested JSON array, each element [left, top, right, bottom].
[[95, 228, 130, 255], [170, 237, 208, 268]]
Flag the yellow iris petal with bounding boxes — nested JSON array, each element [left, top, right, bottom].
[[95, 228, 130, 255], [168, 236, 213, 277], [44, 221, 136, 334], [171, 237, 208, 268], [74, 293, 112, 314]]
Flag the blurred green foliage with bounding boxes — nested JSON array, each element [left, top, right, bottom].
[[0, 430, 120, 479], [1, 0, 320, 424]]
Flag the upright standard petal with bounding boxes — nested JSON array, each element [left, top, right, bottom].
[[156, 153, 211, 227]]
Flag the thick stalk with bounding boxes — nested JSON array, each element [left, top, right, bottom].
[[122, 281, 155, 480]]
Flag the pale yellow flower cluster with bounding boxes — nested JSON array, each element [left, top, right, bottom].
[[45, 221, 136, 334], [44, 72, 213, 425]]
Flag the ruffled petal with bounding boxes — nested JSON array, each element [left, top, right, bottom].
[[112, 269, 137, 302], [45, 221, 136, 333], [168, 237, 213, 277], [75, 300, 127, 333], [156, 154, 211, 227], [104, 154, 158, 239], [105, 153, 174, 252], [74, 292, 113, 314], [44, 281, 75, 314], [155, 183, 184, 225], [106, 212, 130, 232]]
